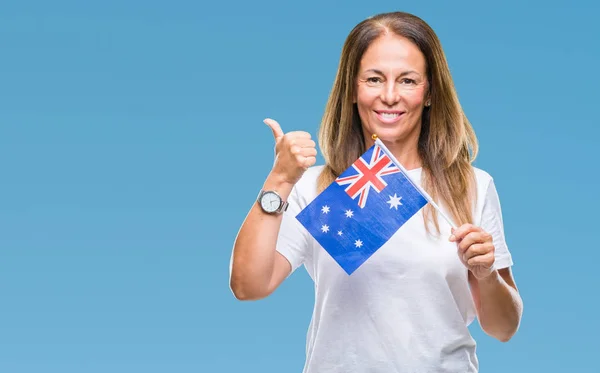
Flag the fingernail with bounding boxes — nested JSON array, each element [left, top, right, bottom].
[[449, 235, 456, 241]]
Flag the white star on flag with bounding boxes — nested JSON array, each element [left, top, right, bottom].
[[294, 140, 443, 275], [387, 193, 403, 210]]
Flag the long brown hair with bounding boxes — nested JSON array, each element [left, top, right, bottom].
[[317, 12, 478, 233]]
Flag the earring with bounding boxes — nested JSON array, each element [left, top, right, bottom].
[[425, 100, 431, 107]]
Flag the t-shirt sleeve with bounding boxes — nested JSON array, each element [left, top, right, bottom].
[[480, 178, 514, 269], [275, 185, 311, 274]]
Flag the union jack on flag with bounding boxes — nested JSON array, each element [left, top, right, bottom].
[[335, 145, 401, 208], [296, 143, 428, 274]]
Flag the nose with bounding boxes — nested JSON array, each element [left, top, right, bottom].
[[380, 81, 400, 106]]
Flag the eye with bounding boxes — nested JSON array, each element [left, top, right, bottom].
[[400, 78, 416, 85], [366, 77, 383, 84]]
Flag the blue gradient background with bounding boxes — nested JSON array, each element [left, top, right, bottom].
[[1, 1, 598, 372]]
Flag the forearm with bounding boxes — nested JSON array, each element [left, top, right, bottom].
[[470, 270, 523, 342], [230, 173, 294, 299]]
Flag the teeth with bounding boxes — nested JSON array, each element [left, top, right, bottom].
[[380, 113, 399, 118]]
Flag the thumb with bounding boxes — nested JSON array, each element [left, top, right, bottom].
[[264, 118, 284, 141], [449, 227, 456, 242]]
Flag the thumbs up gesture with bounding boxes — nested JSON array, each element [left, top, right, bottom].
[[264, 118, 317, 186]]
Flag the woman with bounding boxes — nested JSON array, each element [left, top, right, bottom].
[[230, 11, 523, 373]]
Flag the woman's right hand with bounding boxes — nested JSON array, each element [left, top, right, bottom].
[[264, 118, 317, 186], [229, 119, 316, 300]]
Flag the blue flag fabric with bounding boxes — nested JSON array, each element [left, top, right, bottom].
[[296, 143, 428, 275]]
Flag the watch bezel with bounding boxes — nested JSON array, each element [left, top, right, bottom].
[[257, 190, 288, 214]]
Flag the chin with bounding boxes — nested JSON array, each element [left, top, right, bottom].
[[366, 127, 406, 143], [366, 118, 420, 144]]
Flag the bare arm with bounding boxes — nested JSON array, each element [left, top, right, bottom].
[[469, 268, 523, 342], [451, 224, 523, 342], [229, 119, 316, 301], [230, 174, 294, 300]]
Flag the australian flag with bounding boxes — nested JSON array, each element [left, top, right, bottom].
[[296, 143, 428, 275]]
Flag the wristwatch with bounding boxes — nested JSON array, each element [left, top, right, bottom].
[[257, 189, 289, 214]]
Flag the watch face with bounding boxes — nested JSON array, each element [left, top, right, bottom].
[[260, 191, 281, 213]]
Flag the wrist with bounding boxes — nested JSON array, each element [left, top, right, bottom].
[[263, 172, 295, 200], [476, 269, 501, 286]]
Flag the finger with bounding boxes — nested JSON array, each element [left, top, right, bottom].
[[463, 243, 493, 261], [285, 131, 312, 139], [295, 150, 317, 165], [449, 223, 482, 242], [303, 156, 317, 168], [299, 147, 318, 157], [285, 138, 315, 150], [292, 138, 316, 148], [264, 118, 284, 140], [458, 231, 490, 253], [467, 252, 495, 268]]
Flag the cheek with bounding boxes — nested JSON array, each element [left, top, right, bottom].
[[403, 86, 427, 105], [355, 87, 376, 116], [356, 86, 376, 106], [356, 86, 380, 117]]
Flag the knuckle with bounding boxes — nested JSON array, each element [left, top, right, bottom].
[[465, 232, 476, 243]]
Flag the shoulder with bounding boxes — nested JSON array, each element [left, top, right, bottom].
[[472, 166, 494, 192], [295, 164, 325, 191], [290, 165, 325, 205], [471, 166, 503, 214], [301, 164, 326, 181]]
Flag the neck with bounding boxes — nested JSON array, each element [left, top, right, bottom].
[[385, 140, 422, 170]]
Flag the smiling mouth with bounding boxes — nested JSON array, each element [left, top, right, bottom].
[[374, 111, 405, 122], [379, 112, 401, 119]]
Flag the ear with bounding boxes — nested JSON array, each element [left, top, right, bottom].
[[424, 90, 431, 107]]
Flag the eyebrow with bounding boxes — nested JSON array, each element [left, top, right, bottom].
[[363, 69, 421, 77]]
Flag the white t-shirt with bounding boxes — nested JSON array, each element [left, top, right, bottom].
[[276, 165, 513, 373]]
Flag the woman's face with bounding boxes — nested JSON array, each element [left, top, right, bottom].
[[355, 33, 429, 146]]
